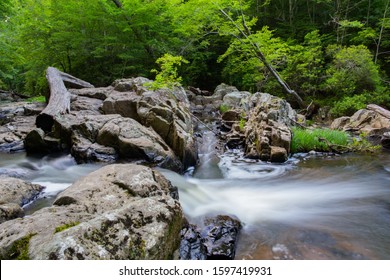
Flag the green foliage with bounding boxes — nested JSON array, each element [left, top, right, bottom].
[[219, 104, 231, 113], [147, 54, 188, 90], [0, 0, 389, 113], [323, 45, 381, 96], [291, 127, 349, 153], [349, 132, 382, 153], [26, 96, 46, 103], [219, 26, 291, 91], [239, 118, 246, 131], [331, 89, 390, 117], [54, 222, 80, 233]]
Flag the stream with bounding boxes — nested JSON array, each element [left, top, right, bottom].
[[1, 130, 390, 259]]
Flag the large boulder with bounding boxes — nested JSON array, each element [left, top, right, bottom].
[[51, 113, 182, 171], [0, 164, 184, 260], [227, 92, 296, 163], [102, 78, 197, 169], [0, 176, 44, 223], [331, 105, 390, 149]]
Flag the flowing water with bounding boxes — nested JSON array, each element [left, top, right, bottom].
[[159, 130, 390, 260], [1, 130, 390, 259]]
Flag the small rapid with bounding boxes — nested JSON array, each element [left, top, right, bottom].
[[160, 130, 390, 259]]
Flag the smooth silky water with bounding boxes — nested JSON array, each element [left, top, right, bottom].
[[159, 131, 390, 260], [1, 130, 390, 259]]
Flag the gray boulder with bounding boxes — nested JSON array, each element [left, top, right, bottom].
[[0, 176, 44, 223], [0, 164, 183, 260], [224, 92, 296, 163]]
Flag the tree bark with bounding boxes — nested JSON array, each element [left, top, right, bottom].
[[36, 67, 94, 132]]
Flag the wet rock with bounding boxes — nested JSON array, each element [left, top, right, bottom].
[[0, 164, 184, 260], [0, 176, 44, 223], [382, 132, 390, 149], [179, 215, 242, 260], [24, 127, 63, 154], [179, 224, 207, 260]]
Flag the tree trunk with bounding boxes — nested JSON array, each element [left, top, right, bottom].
[[36, 67, 94, 132]]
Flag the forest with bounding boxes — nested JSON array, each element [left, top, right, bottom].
[[1, 0, 390, 116]]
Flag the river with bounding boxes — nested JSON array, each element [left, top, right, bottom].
[[1, 131, 390, 259]]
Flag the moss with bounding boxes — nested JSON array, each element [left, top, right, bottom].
[[128, 237, 146, 259], [7, 233, 36, 260], [54, 222, 80, 233]]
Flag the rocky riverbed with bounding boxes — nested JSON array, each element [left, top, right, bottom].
[[1, 78, 390, 260]]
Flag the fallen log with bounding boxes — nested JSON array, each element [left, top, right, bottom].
[[36, 67, 94, 132]]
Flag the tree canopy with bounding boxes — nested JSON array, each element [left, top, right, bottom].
[[1, 0, 390, 115]]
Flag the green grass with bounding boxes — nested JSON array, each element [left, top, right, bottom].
[[26, 95, 46, 103], [291, 127, 349, 153]]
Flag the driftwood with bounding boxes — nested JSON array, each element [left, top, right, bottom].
[[367, 104, 390, 119], [36, 67, 94, 132]]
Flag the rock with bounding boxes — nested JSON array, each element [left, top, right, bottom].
[[241, 93, 296, 162], [112, 77, 151, 94], [330, 105, 390, 149], [179, 215, 242, 260], [50, 113, 183, 171], [97, 116, 182, 171], [222, 91, 251, 109], [69, 87, 112, 100], [179, 224, 207, 260], [330, 116, 351, 130], [70, 96, 103, 114], [270, 146, 288, 163], [102, 79, 197, 170], [381, 132, 390, 149], [23, 102, 46, 116], [214, 84, 239, 99], [0, 164, 184, 260], [101, 91, 140, 121], [0, 176, 44, 223], [0, 116, 36, 153]]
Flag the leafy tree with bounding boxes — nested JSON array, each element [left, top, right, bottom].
[[323, 44, 381, 97], [147, 54, 189, 90]]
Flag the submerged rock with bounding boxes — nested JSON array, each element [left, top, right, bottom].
[[0, 164, 183, 260]]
